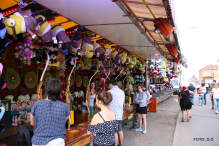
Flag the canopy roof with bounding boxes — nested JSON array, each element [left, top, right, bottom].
[[1, 0, 181, 62]]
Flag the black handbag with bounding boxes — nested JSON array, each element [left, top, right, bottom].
[[184, 92, 194, 105]]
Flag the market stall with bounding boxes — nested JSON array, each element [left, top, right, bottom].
[[0, 0, 185, 145]]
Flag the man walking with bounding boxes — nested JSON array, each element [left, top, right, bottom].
[[108, 79, 125, 146], [210, 80, 217, 110], [188, 83, 196, 105]]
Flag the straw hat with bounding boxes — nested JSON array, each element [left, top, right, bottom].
[[76, 75, 82, 87], [83, 76, 89, 87], [3, 69, 20, 90], [25, 71, 38, 88], [43, 72, 52, 85], [65, 74, 74, 87]]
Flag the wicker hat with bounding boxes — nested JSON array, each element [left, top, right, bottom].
[[65, 74, 74, 87], [3, 69, 20, 89], [43, 72, 52, 85], [76, 75, 82, 87], [25, 71, 38, 88], [83, 76, 89, 87]]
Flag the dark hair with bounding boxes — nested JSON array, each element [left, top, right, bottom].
[[90, 81, 96, 92], [96, 91, 112, 106], [136, 84, 145, 92], [45, 77, 62, 101], [201, 83, 205, 87], [136, 81, 142, 85], [108, 78, 117, 86], [213, 80, 216, 82]]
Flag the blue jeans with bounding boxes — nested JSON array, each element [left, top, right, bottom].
[[214, 98, 219, 110], [190, 94, 194, 104], [199, 95, 204, 104], [204, 93, 207, 104]]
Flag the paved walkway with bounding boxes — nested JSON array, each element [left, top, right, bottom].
[[123, 95, 180, 146], [172, 93, 219, 146]]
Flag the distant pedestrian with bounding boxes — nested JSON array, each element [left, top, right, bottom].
[[135, 85, 150, 134], [188, 84, 196, 105], [210, 80, 217, 110], [198, 83, 206, 106], [211, 84, 219, 114], [179, 86, 194, 122], [87, 91, 117, 146], [108, 79, 125, 146]]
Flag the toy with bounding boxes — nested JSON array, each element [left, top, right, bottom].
[[0, 9, 10, 63], [17, 95, 27, 110], [93, 43, 105, 61], [4, 1, 39, 42], [34, 13, 57, 46], [121, 52, 128, 65], [82, 36, 93, 59], [4, 95, 18, 111], [70, 28, 82, 57], [110, 48, 122, 65], [48, 46, 58, 64]]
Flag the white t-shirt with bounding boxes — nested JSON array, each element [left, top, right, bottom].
[[200, 87, 206, 95], [212, 88, 219, 99]]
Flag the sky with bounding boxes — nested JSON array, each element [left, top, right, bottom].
[[172, 0, 219, 82]]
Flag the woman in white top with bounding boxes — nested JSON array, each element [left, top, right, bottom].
[[81, 81, 96, 122], [198, 83, 206, 106]]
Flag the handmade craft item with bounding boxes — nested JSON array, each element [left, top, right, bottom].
[[3, 69, 20, 89], [83, 76, 89, 87], [76, 75, 82, 87], [24, 71, 38, 88]]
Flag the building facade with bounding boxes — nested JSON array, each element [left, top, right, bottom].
[[199, 64, 219, 83], [188, 75, 198, 85]]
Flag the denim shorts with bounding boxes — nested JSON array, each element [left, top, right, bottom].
[[81, 104, 88, 111]]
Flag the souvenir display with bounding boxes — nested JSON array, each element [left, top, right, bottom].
[[24, 71, 38, 88], [3, 69, 20, 89]]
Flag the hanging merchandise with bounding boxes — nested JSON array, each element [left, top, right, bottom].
[[3, 69, 20, 89], [76, 75, 82, 87], [82, 36, 94, 59], [4, 1, 39, 43], [93, 43, 105, 61], [70, 28, 82, 57], [34, 13, 57, 46], [83, 76, 89, 87], [42, 72, 52, 86], [0, 9, 10, 63], [110, 47, 122, 65], [24, 71, 38, 88]]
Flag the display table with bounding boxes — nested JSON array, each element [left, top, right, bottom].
[[148, 89, 178, 112], [65, 105, 134, 146]]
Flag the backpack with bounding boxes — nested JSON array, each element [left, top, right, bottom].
[[16, 125, 33, 146]]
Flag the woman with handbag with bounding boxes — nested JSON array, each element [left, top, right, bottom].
[[198, 83, 206, 106], [180, 86, 194, 122]]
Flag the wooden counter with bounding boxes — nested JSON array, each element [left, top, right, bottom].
[[65, 105, 134, 146]]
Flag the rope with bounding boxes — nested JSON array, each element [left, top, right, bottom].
[[142, 0, 156, 19]]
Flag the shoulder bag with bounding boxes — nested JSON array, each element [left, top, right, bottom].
[[184, 92, 194, 105], [197, 89, 202, 94]]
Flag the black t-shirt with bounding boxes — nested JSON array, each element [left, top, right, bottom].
[[188, 86, 195, 92]]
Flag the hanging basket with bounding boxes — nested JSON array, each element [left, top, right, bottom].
[[43, 72, 52, 86], [25, 71, 38, 88], [3, 69, 20, 90], [65, 73, 74, 87]]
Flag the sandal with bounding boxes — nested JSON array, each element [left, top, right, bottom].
[[181, 119, 185, 122], [187, 119, 190, 122]]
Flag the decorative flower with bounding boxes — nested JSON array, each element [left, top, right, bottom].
[[28, 77, 32, 82], [11, 77, 17, 83]]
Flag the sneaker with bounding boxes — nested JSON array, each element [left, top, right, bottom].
[[143, 129, 147, 134], [198, 104, 201, 106], [216, 111, 218, 114], [135, 128, 142, 131], [130, 127, 137, 130], [212, 107, 214, 110], [190, 116, 192, 118]]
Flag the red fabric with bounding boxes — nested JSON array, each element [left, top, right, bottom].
[[182, 86, 187, 95]]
